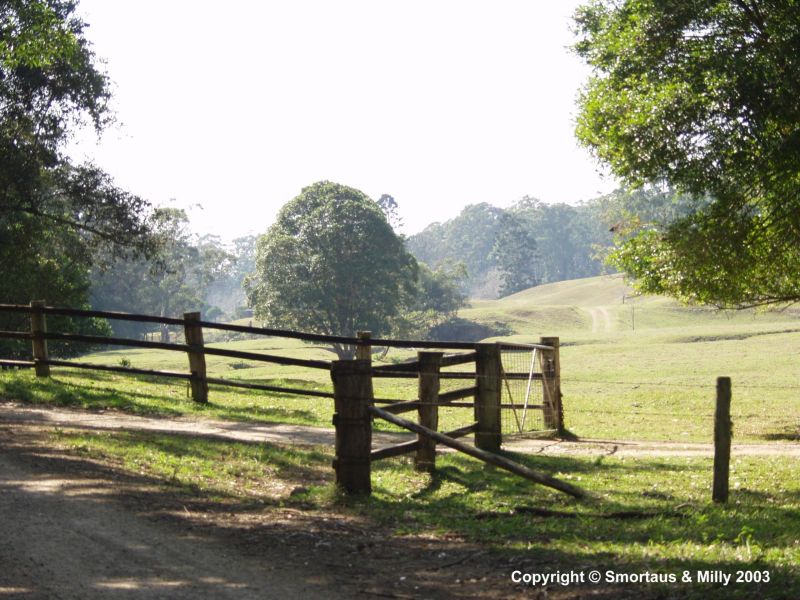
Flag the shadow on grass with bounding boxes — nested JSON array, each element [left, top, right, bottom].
[[757, 429, 800, 442], [369, 451, 800, 553], [0, 374, 187, 417], [0, 370, 327, 426]]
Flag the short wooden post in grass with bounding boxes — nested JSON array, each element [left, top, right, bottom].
[[356, 330, 372, 362], [475, 343, 502, 452], [331, 359, 373, 495], [183, 311, 208, 404], [416, 351, 442, 472], [30, 300, 50, 377], [713, 376, 732, 503], [540, 336, 563, 433]]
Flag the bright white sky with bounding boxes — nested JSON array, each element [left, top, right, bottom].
[[69, 0, 616, 241]]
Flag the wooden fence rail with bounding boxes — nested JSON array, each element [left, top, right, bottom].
[[0, 302, 570, 499], [344, 342, 580, 498], [0, 303, 493, 350], [0, 331, 33, 341], [0, 304, 552, 407], [0, 303, 338, 403], [370, 423, 478, 462]]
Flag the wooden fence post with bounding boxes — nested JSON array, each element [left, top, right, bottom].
[[540, 336, 563, 433], [183, 312, 208, 403], [713, 377, 732, 503], [475, 343, 501, 452], [331, 359, 373, 495], [416, 351, 442, 472], [356, 330, 372, 362], [30, 300, 50, 377]]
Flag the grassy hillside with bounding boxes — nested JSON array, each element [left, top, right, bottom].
[[462, 273, 800, 338]]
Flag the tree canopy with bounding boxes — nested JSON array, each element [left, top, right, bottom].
[[0, 0, 154, 307], [574, 0, 800, 307], [245, 181, 417, 358]]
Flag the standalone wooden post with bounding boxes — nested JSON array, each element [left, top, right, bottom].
[[416, 352, 442, 472], [713, 377, 732, 503], [475, 343, 502, 452], [331, 359, 373, 495], [183, 312, 208, 404], [30, 300, 50, 377], [540, 336, 563, 433], [356, 330, 372, 362]]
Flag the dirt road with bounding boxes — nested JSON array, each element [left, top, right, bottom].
[[3, 402, 798, 458], [0, 423, 533, 600], [0, 449, 352, 600], [0, 405, 555, 600]]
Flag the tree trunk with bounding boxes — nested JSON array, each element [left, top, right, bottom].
[[332, 343, 356, 360]]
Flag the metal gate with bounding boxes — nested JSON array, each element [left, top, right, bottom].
[[498, 342, 553, 435]]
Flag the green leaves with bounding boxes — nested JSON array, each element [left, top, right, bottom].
[[245, 182, 418, 357], [574, 0, 800, 307], [0, 1, 81, 69]]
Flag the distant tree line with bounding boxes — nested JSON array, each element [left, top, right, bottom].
[[406, 197, 608, 298], [405, 189, 706, 300]]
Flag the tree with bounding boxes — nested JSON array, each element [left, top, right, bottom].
[[574, 0, 800, 307], [377, 194, 404, 231], [205, 234, 258, 317], [392, 261, 467, 339], [0, 1, 153, 256], [90, 209, 232, 340], [0, 209, 111, 357], [0, 1, 156, 355], [244, 181, 417, 359], [490, 212, 540, 297], [407, 203, 505, 297], [519, 200, 608, 284]]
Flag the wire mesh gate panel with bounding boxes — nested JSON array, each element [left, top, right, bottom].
[[499, 343, 550, 435]]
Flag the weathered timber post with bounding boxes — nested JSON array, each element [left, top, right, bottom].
[[416, 351, 442, 472], [331, 359, 373, 495], [356, 330, 372, 362], [475, 343, 502, 452], [30, 300, 50, 377], [183, 312, 208, 403], [540, 336, 563, 433], [713, 377, 732, 503]]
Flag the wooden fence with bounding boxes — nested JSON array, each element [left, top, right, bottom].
[[0, 302, 578, 498], [331, 339, 581, 498]]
